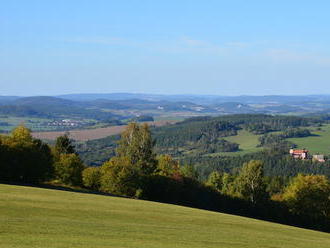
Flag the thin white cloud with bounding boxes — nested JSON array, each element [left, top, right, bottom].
[[265, 49, 330, 66], [60, 36, 330, 67], [59, 35, 253, 55], [144, 36, 231, 55], [224, 41, 249, 48], [61, 36, 128, 46]]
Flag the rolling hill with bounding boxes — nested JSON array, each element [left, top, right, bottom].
[[1, 184, 329, 248]]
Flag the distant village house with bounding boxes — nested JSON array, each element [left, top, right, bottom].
[[313, 154, 326, 163], [289, 149, 326, 162], [289, 149, 308, 160]]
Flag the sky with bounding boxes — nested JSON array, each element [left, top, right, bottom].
[[1, 0, 330, 96]]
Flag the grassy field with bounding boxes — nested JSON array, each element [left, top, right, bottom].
[[288, 124, 330, 155], [205, 130, 263, 157], [218, 124, 330, 157], [1, 184, 329, 248], [224, 130, 263, 154]]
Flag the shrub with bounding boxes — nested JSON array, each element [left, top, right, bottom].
[[82, 166, 102, 190]]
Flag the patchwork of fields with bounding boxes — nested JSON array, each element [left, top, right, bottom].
[[1, 184, 329, 248], [31, 122, 330, 157], [32, 120, 175, 141], [0, 116, 326, 158], [0, 117, 54, 132]]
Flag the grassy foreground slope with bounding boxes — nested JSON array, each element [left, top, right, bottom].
[[1, 184, 329, 248]]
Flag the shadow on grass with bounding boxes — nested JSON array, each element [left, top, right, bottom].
[[0, 181, 128, 199]]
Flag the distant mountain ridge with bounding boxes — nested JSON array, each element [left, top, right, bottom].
[[1, 94, 330, 120], [56, 93, 330, 105], [2, 93, 330, 104]]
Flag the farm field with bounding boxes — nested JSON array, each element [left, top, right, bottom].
[[32, 120, 176, 141], [224, 130, 263, 155], [0, 116, 98, 132], [0, 117, 54, 132], [205, 130, 263, 157], [1, 184, 330, 248], [288, 124, 330, 155]]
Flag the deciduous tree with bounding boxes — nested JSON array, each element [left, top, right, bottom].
[[116, 123, 157, 175], [235, 160, 267, 204], [82, 166, 102, 190], [156, 154, 180, 177], [0, 126, 53, 183], [54, 133, 75, 155], [206, 171, 223, 192], [282, 174, 330, 218], [55, 153, 85, 186]]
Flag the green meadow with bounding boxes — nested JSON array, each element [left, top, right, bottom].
[[1, 184, 329, 248], [206, 130, 263, 157], [288, 124, 330, 155], [213, 124, 330, 157], [224, 130, 263, 154]]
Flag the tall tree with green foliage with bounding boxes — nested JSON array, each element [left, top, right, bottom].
[[156, 154, 180, 177], [116, 122, 157, 175], [235, 160, 267, 204], [221, 172, 237, 196], [180, 164, 199, 180], [206, 171, 223, 191], [99, 123, 157, 197], [100, 157, 141, 196], [82, 166, 102, 190], [11, 125, 33, 141], [54, 133, 75, 155], [282, 174, 330, 218], [54, 153, 85, 186], [0, 125, 53, 183]]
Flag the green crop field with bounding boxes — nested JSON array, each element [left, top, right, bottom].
[[288, 124, 330, 155], [1, 184, 329, 248], [224, 130, 263, 154], [206, 130, 263, 157]]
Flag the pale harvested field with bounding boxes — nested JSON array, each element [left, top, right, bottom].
[[32, 121, 175, 141]]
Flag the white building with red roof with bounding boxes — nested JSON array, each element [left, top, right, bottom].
[[289, 149, 308, 160]]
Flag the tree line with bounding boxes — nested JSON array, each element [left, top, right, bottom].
[[77, 114, 324, 165], [0, 124, 329, 232]]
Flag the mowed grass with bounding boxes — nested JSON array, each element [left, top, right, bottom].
[[225, 130, 262, 153], [1, 184, 329, 248], [288, 124, 330, 155]]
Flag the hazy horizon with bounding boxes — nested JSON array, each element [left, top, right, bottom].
[[2, 92, 330, 98]]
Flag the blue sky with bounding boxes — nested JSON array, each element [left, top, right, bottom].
[[1, 0, 330, 96]]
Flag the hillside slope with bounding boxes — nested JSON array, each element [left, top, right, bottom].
[[0, 184, 329, 248]]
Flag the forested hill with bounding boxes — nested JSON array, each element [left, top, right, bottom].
[[77, 114, 325, 168], [153, 114, 318, 153]]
